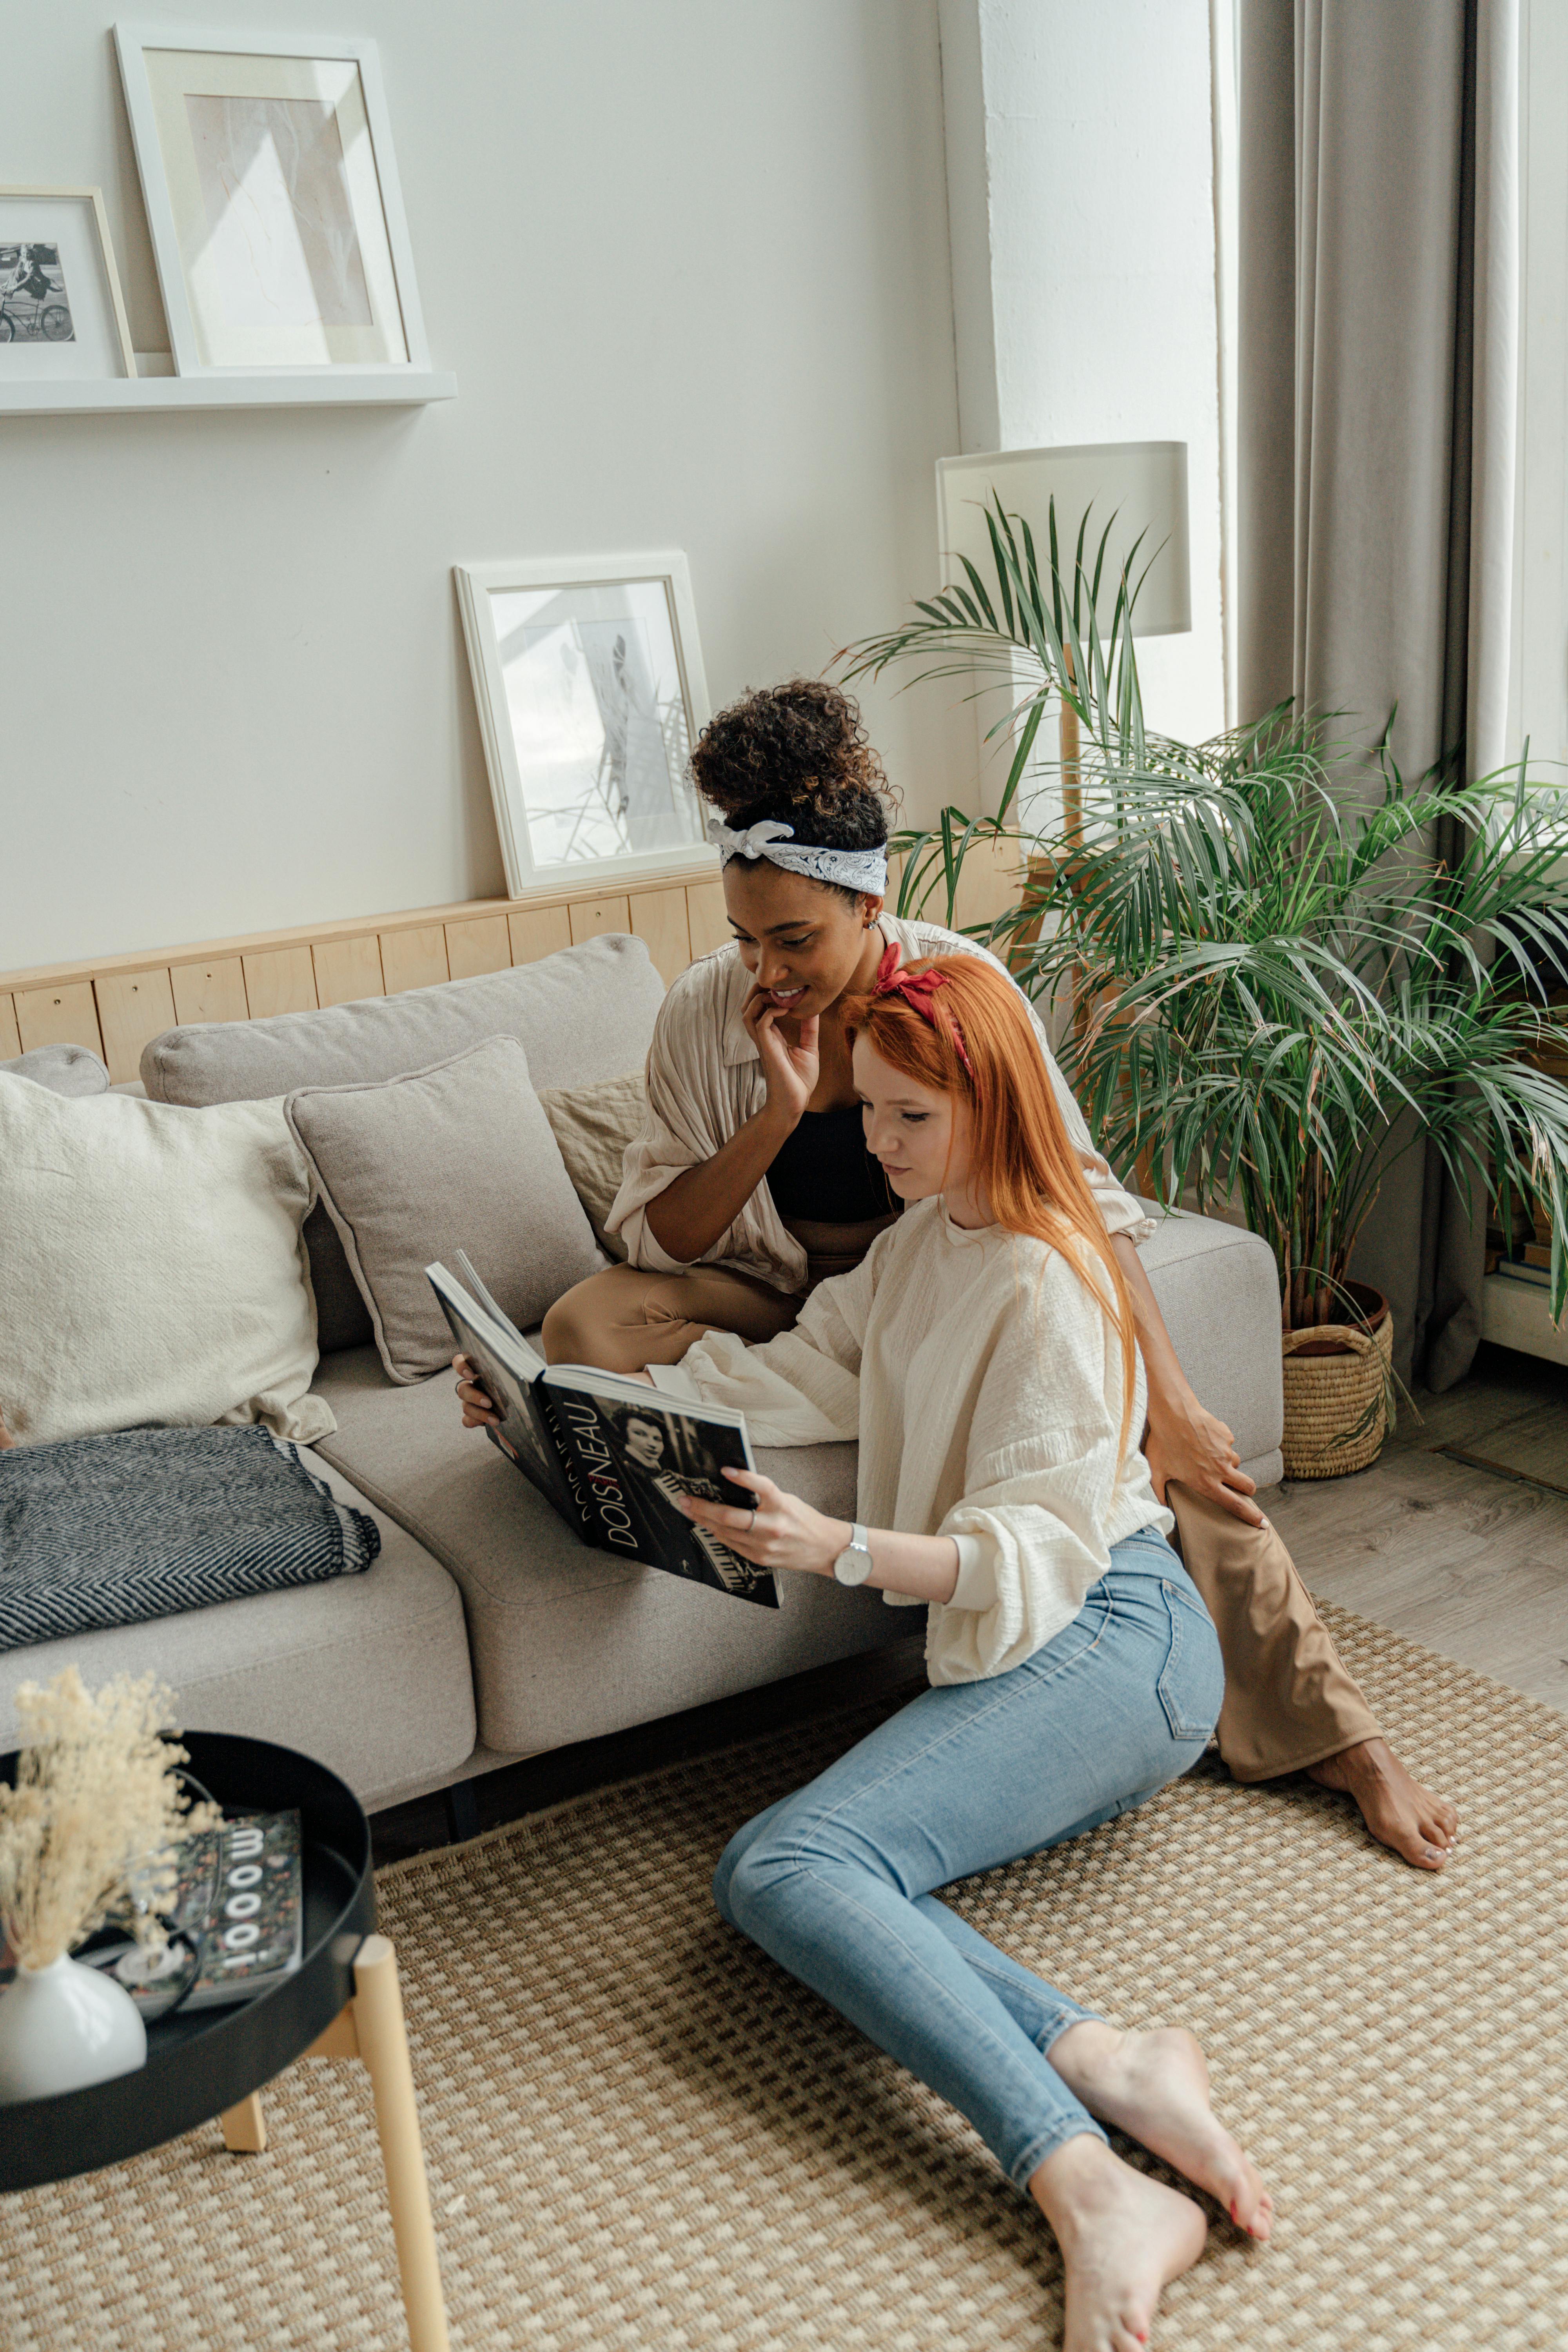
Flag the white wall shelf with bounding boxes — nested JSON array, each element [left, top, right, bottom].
[[0, 370, 457, 416]]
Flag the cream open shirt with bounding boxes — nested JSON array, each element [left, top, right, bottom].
[[650, 1198, 1173, 1684], [606, 913, 1154, 1293]]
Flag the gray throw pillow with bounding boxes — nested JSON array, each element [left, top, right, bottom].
[[284, 1035, 604, 1384], [0, 1044, 111, 1097], [137, 937, 664, 1360]]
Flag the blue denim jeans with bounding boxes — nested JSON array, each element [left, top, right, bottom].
[[713, 1527, 1224, 2189]]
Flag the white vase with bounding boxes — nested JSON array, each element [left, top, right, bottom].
[[0, 1952, 147, 2103]]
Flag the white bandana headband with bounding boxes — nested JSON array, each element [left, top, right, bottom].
[[706, 815, 888, 895]]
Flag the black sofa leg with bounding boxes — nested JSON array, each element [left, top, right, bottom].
[[443, 1778, 481, 1844]]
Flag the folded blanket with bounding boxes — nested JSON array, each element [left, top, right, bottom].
[[0, 1425, 380, 1653]]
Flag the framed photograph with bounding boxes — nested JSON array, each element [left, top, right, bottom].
[[455, 553, 716, 895], [114, 24, 428, 375], [0, 188, 135, 378]]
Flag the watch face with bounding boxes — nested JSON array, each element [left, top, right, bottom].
[[834, 1541, 872, 1586]]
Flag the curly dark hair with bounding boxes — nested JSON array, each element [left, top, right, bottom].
[[689, 679, 893, 898]]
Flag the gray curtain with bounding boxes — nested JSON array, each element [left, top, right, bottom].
[[1238, 0, 1518, 1389]]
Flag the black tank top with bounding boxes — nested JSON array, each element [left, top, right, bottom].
[[766, 1104, 892, 1223]]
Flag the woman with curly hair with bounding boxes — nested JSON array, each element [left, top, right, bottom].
[[459, 679, 1455, 1869]]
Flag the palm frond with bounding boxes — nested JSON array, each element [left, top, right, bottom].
[[837, 495, 1568, 1329]]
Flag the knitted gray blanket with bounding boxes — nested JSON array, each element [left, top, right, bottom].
[[0, 1425, 380, 1653]]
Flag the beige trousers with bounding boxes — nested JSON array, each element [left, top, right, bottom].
[[542, 1263, 1383, 1781]]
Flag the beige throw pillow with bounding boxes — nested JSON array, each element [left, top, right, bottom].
[[0, 1076, 331, 1449], [285, 1036, 604, 1384], [536, 1070, 648, 1261]]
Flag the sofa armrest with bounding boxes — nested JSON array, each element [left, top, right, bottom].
[[1134, 1203, 1283, 1477]]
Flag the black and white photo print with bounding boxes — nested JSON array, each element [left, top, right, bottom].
[[0, 245, 74, 343]]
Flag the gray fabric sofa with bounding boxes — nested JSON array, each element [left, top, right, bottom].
[[0, 938, 1284, 1814]]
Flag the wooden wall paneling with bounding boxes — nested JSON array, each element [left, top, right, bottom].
[[170, 957, 249, 1027], [568, 895, 632, 946], [379, 924, 450, 995], [685, 878, 729, 959], [14, 979, 104, 1061], [630, 886, 693, 984], [507, 904, 573, 965], [0, 992, 20, 1062], [242, 945, 318, 1017], [445, 914, 512, 980], [95, 968, 179, 1084], [313, 935, 385, 1009]]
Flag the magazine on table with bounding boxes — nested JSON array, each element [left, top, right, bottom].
[[427, 1255, 779, 1609], [66, 1810, 304, 2020]]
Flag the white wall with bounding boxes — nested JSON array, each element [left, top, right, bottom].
[[0, 2, 969, 971], [939, 0, 1227, 757]]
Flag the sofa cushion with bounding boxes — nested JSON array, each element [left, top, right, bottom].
[[310, 1347, 893, 1758], [140, 935, 665, 1356], [1136, 1202, 1284, 1484], [537, 1069, 648, 1261], [140, 934, 666, 1103], [286, 1038, 603, 1383], [0, 1076, 331, 1450], [0, 1452, 476, 1813], [0, 1043, 111, 1097]]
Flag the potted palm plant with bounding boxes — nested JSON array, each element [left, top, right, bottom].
[[842, 500, 1568, 1474]]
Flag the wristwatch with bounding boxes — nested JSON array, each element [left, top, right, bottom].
[[832, 1522, 874, 1586]]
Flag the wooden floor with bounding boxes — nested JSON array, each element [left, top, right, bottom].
[[1267, 1338, 1568, 1718], [371, 1340, 1568, 1864]]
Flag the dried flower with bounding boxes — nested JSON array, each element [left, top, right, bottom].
[[0, 1668, 219, 1970]]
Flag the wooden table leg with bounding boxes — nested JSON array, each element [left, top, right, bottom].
[[219, 2091, 267, 2152], [350, 1934, 450, 2352], [219, 1934, 449, 2352]]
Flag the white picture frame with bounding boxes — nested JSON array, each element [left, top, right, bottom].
[[114, 22, 430, 377], [455, 553, 717, 898], [0, 187, 135, 378]]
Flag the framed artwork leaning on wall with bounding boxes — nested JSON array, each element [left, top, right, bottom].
[[0, 188, 135, 377], [455, 554, 718, 897], [114, 24, 429, 377]]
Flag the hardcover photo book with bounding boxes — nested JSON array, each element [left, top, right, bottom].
[[428, 1255, 779, 1607]]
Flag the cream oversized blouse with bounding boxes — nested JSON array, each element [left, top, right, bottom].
[[606, 913, 1153, 1294], [650, 1198, 1173, 1684]]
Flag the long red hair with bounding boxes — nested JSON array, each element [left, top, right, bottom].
[[843, 954, 1138, 1459]]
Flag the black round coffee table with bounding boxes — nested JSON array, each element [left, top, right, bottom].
[[0, 1731, 448, 2351]]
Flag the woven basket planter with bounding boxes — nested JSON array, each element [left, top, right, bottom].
[[1279, 1286, 1393, 1480]]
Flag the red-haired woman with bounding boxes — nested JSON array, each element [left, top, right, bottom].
[[649, 953, 1270, 2348]]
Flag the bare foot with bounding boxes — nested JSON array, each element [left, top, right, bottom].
[[1307, 1738, 1458, 1870], [1031, 2132, 1207, 2352], [1047, 2021, 1272, 2239]]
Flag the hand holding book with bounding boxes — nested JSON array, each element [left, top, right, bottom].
[[681, 1467, 963, 1603], [429, 1260, 780, 1608]]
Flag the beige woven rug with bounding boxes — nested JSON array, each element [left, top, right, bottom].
[[5, 1604, 1565, 2352]]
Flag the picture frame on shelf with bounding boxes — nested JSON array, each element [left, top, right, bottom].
[[0, 188, 135, 378], [455, 554, 717, 897], [114, 24, 429, 377]]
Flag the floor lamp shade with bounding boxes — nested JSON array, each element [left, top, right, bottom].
[[936, 440, 1192, 639]]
